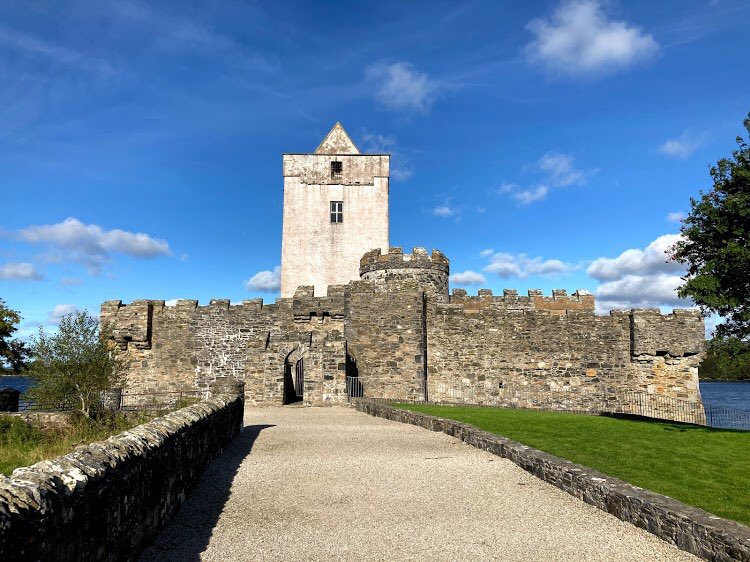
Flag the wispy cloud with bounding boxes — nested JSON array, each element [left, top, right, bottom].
[[360, 130, 414, 181], [14, 217, 171, 274], [432, 203, 457, 218], [450, 270, 487, 286], [47, 303, 78, 325], [497, 152, 596, 205], [659, 131, 702, 159], [483, 251, 574, 278], [0, 24, 114, 75], [0, 262, 42, 281], [666, 211, 685, 223], [244, 266, 281, 293], [366, 61, 437, 112], [525, 0, 659, 75]]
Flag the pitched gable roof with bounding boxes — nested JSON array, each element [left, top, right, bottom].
[[314, 122, 360, 155]]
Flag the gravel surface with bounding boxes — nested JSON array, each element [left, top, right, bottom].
[[140, 406, 698, 562]]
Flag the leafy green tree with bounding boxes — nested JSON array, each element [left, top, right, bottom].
[[699, 337, 750, 380], [672, 113, 750, 339], [27, 311, 125, 418], [0, 299, 29, 373]]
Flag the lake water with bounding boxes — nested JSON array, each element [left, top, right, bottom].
[[0, 375, 34, 394], [699, 380, 750, 413]]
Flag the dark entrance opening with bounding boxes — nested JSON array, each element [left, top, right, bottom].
[[283, 358, 304, 405], [345, 352, 363, 400]]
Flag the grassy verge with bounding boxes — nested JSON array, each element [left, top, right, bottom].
[[394, 404, 750, 527], [0, 411, 160, 476]]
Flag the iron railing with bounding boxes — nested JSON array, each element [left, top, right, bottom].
[[345, 376, 364, 402]]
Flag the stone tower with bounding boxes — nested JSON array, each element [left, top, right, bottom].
[[281, 123, 390, 297]]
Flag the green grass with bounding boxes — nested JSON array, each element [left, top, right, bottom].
[[394, 404, 750, 527], [0, 411, 158, 476]]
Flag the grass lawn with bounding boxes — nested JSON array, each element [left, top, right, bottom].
[[395, 404, 750, 527]]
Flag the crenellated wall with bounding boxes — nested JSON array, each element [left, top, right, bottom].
[[103, 248, 705, 413], [101, 289, 350, 406], [360, 247, 450, 302], [426, 299, 703, 407]]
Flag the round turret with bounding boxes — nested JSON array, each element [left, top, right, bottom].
[[359, 247, 450, 301]]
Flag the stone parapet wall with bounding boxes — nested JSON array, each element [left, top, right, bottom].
[[448, 288, 595, 313], [426, 303, 703, 407], [354, 400, 750, 562], [360, 247, 449, 301], [0, 379, 245, 562]]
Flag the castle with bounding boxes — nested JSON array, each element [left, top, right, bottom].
[[102, 124, 705, 408]]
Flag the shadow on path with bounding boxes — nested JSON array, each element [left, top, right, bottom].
[[139, 424, 274, 562]]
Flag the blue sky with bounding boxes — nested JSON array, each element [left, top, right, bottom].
[[1, 0, 748, 338]]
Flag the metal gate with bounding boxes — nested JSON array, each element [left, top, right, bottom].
[[293, 358, 304, 399]]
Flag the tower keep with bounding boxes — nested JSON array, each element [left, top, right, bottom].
[[280, 122, 390, 297]]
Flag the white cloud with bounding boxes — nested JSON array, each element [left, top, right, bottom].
[[0, 262, 42, 280], [432, 204, 456, 218], [47, 304, 78, 325], [595, 274, 687, 309], [244, 266, 281, 293], [659, 131, 701, 159], [450, 270, 487, 286], [525, 0, 659, 75], [498, 152, 595, 205], [587, 234, 683, 281], [587, 234, 694, 313], [666, 211, 685, 222], [366, 61, 437, 112], [480, 249, 494, 257], [483, 252, 572, 279], [16, 217, 171, 274], [537, 152, 589, 186], [513, 186, 549, 205]]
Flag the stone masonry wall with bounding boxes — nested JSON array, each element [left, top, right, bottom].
[[0, 379, 244, 562], [102, 290, 349, 406], [344, 280, 427, 401], [426, 293, 704, 409], [360, 247, 450, 302], [103, 250, 704, 413]]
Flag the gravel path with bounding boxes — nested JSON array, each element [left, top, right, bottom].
[[140, 406, 698, 562]]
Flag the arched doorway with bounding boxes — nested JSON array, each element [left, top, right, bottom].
[[283, 351, 304, 405]]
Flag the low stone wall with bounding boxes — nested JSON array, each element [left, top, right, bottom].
[[355, 399, 750, 562], [0, 378, 245, 562]]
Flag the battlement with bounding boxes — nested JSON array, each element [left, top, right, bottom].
[[359, 246, 450, 274], [448, 288, 595, 314]]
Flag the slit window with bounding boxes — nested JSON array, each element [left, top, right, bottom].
[[331, 160, 343, 180], [330, 201, 343, 223]]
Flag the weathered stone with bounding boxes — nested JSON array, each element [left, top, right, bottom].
[[0, 381, 244, 562]]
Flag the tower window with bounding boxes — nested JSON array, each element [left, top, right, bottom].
[[331, 161, 343, 180], [330, 201, 343, 223]]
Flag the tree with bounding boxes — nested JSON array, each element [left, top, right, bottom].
[[672, 113, 750, 340], [0, 299, 29, 373], [699, 336, 750, 380], [27, 311, 125, 418]]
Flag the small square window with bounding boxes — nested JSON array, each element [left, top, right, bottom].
[[330, 201, 343, 223], [331, 161, 343, 180]]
